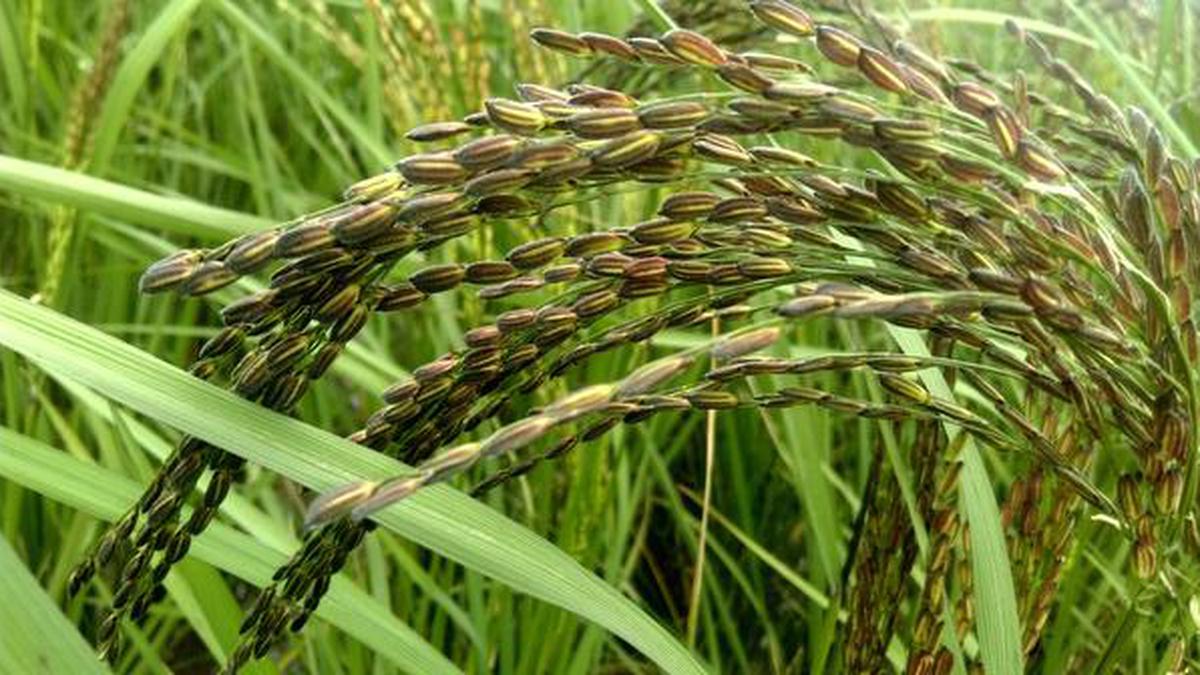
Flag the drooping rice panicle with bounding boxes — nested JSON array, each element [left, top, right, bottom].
[[73, 0, 1200, 670]]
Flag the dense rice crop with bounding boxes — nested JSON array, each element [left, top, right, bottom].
[[2, 0, 1200, 673]]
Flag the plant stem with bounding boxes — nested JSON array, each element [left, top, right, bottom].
[[632, 0, 678, 31]]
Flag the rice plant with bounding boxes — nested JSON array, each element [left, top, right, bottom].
[[3, 0, 1200, 673]]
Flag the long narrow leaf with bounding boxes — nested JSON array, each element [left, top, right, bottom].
[[889, 327, 1023, 675], [0, 531, 108, 674], [213, 0, 394, 168], [0, 425, 459, 675], [0, 289, 706, 675], [0, 154, 268, 238], [88, 0, 206, 174]]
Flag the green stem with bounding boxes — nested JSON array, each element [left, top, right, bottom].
[[632, 0, 678, 31], [1090, 595, 1140, 674]]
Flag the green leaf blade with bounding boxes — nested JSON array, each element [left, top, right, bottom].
[[0, 289, 705, 675], [0, 531, 109, 675]]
